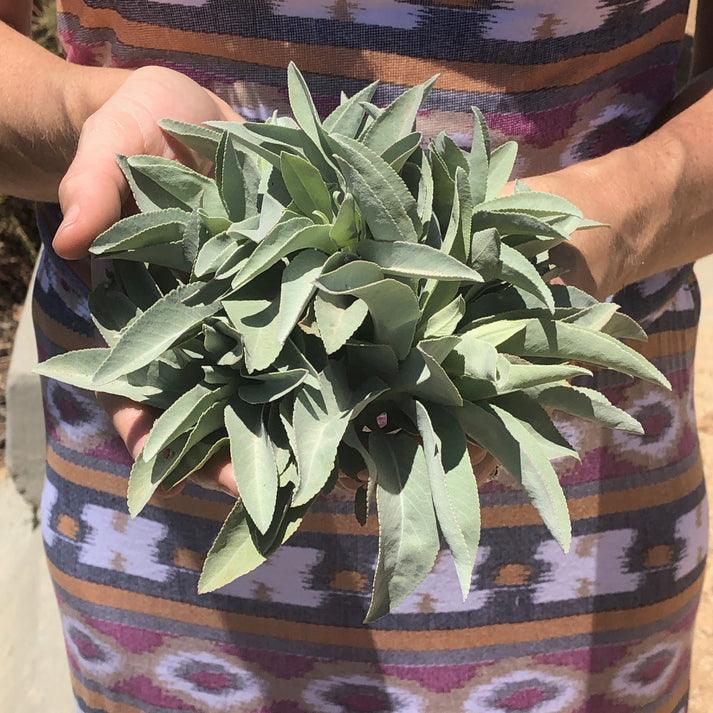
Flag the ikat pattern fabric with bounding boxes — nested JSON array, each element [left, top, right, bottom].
[[36, 1, 707, 711]]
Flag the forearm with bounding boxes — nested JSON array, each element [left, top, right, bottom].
[[535, 70, 713, 297], [0, 22, 128, 201]]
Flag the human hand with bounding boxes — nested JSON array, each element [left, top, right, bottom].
[[54, 65, 244, 496]]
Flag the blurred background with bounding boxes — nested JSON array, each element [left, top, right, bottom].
[[0, 2, 711, 711]]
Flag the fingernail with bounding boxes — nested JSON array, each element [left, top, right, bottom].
[[56, 204, 80, 237]]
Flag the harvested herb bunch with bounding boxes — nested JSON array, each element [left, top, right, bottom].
[[38, 64, 668, 621]]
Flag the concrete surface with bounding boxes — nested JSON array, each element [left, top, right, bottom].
[[0, 469, 74, 713], [6, 271, 46, 508]]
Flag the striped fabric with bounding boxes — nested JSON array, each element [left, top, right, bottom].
[[36, 1, 707, 711]]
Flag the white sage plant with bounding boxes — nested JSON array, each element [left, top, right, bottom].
[[38, 64, 668, 621]]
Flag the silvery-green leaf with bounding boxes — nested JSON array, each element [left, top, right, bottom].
[[492, 318, 670, 388], [193, 232, 238, 278], [207, 121, 285, 167], [198, 501, 266, 593], [143, 382, 229, 462], [292, 384, 350, 507], [396, 346, 462, 407], [88, 284, 140, 346], [562, 303, 647, 341], [527, 384, 644, 434], [159, 118, 222, 160], [314, 291, 369, 354], [231, 218, 333, 291], [381, 132, 422, 172], [418, 294, 465, 340], [461, 317, 528, 346], [416, 153, 434, 228], [443, 332, 498, 381], [434, 133, 469, 179], [458, 400, 571, 551], [119, 155, 224, 216], [318, 270, 421, 360], [455, 167, 474, 262], [330, 193, 358, 248], [470, 228, 501, 279], [223, 294, 282, 372], [484, 141, 518, 201], [417, 335, 459, 364], [277, 249, 328, 345], [225, 402, 278, 534], [323, 80, 379, 137], [498, 243, 554, 311], [35, 349, 172, 407], [90, 208, 188, 256], [357, 240, 482, 282], [364, 431, 439, 622], [238, 369, 309, 404], [216, 131, 247, 222], [479, 191, 582, 218], [415, 402, 479, 599], [112, 261, 162, 310], [93, 282, 227, 385], [280, 152, 333, 219], [317, 259, 383, 291], [287, 61, 328, 154], [468, 106, 489, 205], [331, 136, 419, 242], [431, 150, 455, 229], [345, 341, 399, 382], [361, 76, 436, 155], [472, 211, 568, 239], [106, 241, 192, 272]]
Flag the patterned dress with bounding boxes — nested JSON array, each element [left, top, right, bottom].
[[36, 1, 707, 711]]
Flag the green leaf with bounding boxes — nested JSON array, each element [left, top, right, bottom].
[[330, 193, 358, 248], [90, 208, 188, 256], [317, 268, 421, 359], [292, 365, 354, 507], [498, 243, 554, 311], [527, 384, 644, 434], [493, 319, 670, 388], [287, 61, 327, 153], [468, 106, 489, 205], [314, 291, 369, 354], [415, 402, 479, 599], [470, 228, 501, 279], [458, 400, 571, 551], [357, 240, 482, 282], [345, 341, 399, 382], [418, 294, 465, 340], [276, 249, 329, 345], [381, 132, 422, 172], [159, 118, 222, 160], [143, 382, 231, 462], [485, 141, 518, 200], [198, 501, 266, 593], [223, 294, 282, 372], [443, 332, 498, 381], [231, 218, 333, 291], [479, 191, 582, 217], [323, 81, 379, 137], [225, 402, 279, 534], [93, 283, 227, 385], [112, 261, 162, 311], [472, 211, 568, 240], [331, 135, 419, 235], [361, 76, 437, 155], [216, 132, 247, 221], [364, 431, 440, 622], [280, 152, 333, 219], [239, 369, 308, 404], [88, 284, 140, 346], [396, 346, 463, 407]]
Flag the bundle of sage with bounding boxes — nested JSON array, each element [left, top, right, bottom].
[[38, 64, 667, 621]]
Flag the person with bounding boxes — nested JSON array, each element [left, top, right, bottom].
[[0, 1, 710, 711]]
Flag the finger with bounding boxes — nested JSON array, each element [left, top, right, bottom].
[[53, 105, 144, 260], [188, 452, 238, 498], [96, 392, 157, 460]]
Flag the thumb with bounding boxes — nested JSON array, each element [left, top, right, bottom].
[[53, 106, 144, 260]]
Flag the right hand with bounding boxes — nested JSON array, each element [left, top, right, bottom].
[[53, 64, 242, 259]]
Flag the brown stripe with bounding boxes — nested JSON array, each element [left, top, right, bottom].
[[627, 326, 697, 362], [47, 445, 703, 534], [70, 672, 146, 713], [57, 0, 685, 93], [653, 675, 691, 713], [33, 301, 99, 351], [48, 560, 704, 650]]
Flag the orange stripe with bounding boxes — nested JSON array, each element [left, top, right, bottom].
[[70, 672, 145, 713], [47, 444, 704, 534], [48, 560, 704, 650], [627, 326, 697, 361], [57, 0, 685, 93], [33, 301, 99, 351]]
